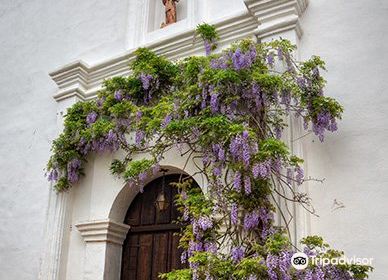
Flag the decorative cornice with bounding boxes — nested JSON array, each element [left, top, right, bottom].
[[50, 11, 257, 102], [76, 219, 130, 245], [50, 0, 308, 102], [245, 0, 308, 39]]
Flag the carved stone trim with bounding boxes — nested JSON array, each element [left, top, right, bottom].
[[50, 0, 308, 102], [49, 11, 257, 102], [76, 219, 130, 245], [245, 0, 308, 39]]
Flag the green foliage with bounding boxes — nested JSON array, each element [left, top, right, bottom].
[[46, 23, 371, 279], [124, 159, 155, 180], [124, 159, 154, 180], [350, 264, 374, 280], [234, 257, 268, 279], [160, 269, 192, 280], [189, 252, 235, 279], [174, 180, 213, 219], [196, 23, 219, 42], [131, 48, 179, 80], [252, 72, 283, 93], [265, 232, 291, 254], [301, 235, 328, 249]]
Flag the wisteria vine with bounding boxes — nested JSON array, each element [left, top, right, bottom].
[[46, 24, 372, 279]]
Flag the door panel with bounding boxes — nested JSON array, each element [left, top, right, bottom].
[[121, 174, 190, 280], [151, 232, 169, 278]]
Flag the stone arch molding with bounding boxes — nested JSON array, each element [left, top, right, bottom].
[[108, 165, 206, 224], [39, 1, 309, 279], [69, 147, 206, 280]]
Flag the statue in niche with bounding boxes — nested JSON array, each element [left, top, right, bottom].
[[161, 0, 179, 28]]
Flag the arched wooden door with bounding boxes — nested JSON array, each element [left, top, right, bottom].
[[120, 174, 188, 280]]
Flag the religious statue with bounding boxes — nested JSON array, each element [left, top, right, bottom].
[[161, 0, 179, 28]]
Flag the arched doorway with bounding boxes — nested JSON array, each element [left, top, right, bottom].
[[120, 174, 188, 280]]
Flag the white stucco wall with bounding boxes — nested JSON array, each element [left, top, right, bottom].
[[300, 1, 388, 279], [0, 1, 130, 279], [0, 1, 249, 279], [0, 0, 387, 279]]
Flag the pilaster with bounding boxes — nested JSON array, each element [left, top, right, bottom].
[[76, 220, 130, 280]]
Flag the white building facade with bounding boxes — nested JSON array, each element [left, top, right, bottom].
[[0, 0, 387, 279]]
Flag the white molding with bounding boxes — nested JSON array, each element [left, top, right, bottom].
[[245, 0, 308, 39], [76, 219, 130, 246], [50, 0, 308, 103], [39, 190, 72, 280], [50, 11, 257, 102], [50, 0, 309, 102]]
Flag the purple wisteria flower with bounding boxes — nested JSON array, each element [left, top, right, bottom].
[[315, 266, 325, 280], [230, 131, 252, 167], [266, 53, 274, 67], [277, 47, 284, 61], [323, 265, 353, 279], [86, 111, 98, 124], [202, 154, 210, 165], [304, 269, 314, 280], [197, 216, 213, 231], [244, 176, 252, 194], [212, 143, 225, 162], [296, 77, 306, 88], [258, 207, 274, 239], [135, 130, 145, 147], [280, 90, 291, 111], [136, 111, 142, 121], [286, 168, 293, 185], [233, 171, 242, 192], [47, 168, 59, 182], [138, 171, 147, 183], [114, 90, 123, 101], [183, 207, 189, 221], [213, 165, 222, 176], [312, 111, 339, 142], [161, 114, 172, 128], [295, 166, 304, 185], [266, 252, 292, 280], [218, 147, 225, 162], [204, 242, 217, 254], [210, 56, 228, 69], [231, 246, 244, 263], [116, 117, 131, 128], [210, 93, 219, 113], [274, 126, 282, 139], [232, 48, 256, 70], [181, 251, 187, 264], [204, 39, 212, 56], [67, 158, 81, 184], [278, 251, 292, 280], [96, 97, 105, 107], [252, 161, 270, 179], [231, 203, 238, 225], [244, 211, 259, 230], [266, 254, 278, 280], [152, 164, 160, 175], [271, 158, 282, 173], [188, 240, 203, 256], [89, 129, 123, 154], [140, 73, 153, 90]]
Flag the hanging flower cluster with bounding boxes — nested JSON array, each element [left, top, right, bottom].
[[46, 24, 372, 279]]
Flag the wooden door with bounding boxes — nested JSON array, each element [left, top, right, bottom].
[[120, 174, 187, 280]]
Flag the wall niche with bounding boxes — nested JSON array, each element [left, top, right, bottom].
[[147, 0, 189, 32]]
